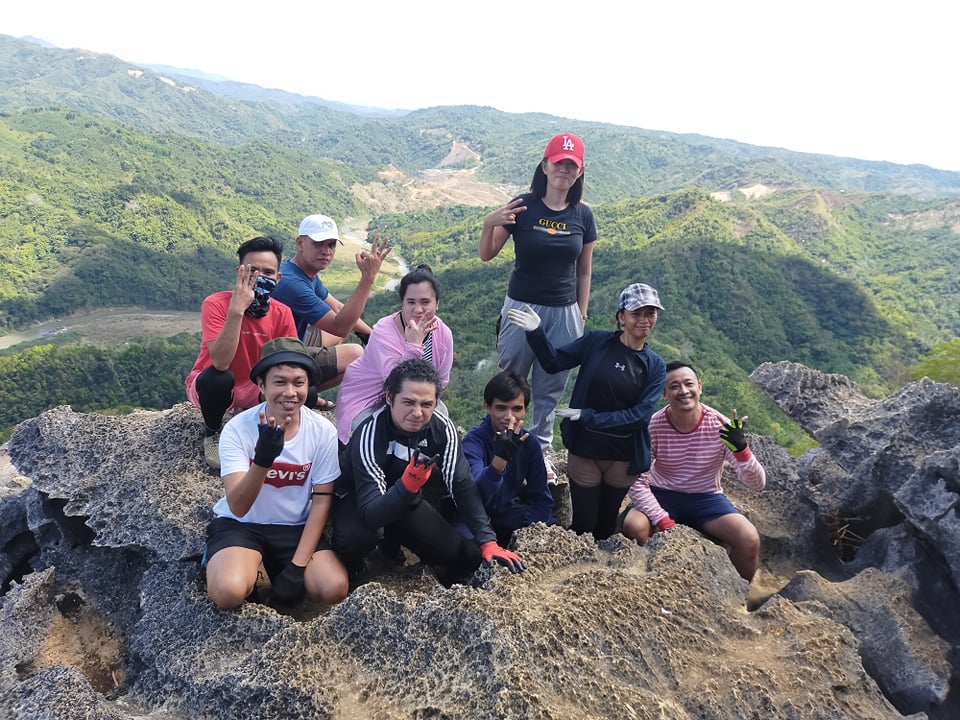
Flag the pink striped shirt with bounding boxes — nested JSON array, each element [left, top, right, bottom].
[[627, 403, 765, 524]]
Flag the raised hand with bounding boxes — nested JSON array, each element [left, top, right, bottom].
[[400, 450, 440, 493], [483, 197, 527, 229], [253, 410, 289, 468], [356, 234, 393, 282], [479, 541, 526, 573], [506, 304, 541, 332], [404, 314, 437, 345], [229, 264, 259, 316], [492, 426, 527, 463], [719, 409, 749, 453]]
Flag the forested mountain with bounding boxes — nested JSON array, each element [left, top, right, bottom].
[[0, 108, 368, 328], [1, 33, 958, 450]]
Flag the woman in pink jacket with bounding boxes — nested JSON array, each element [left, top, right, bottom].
[[334, 264, 454, 444]]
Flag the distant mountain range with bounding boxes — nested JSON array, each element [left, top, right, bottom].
[[141, 63, 408, 117], [4, 34, 959, 202], [0, 33, 958, 449]]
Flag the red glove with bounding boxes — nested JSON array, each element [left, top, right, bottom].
[[400, 450, 439, 493], [479, 542, 526, 573], [656, 517, 676, 532]]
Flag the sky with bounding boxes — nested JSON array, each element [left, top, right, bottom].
[[4, 1, 959, 171]]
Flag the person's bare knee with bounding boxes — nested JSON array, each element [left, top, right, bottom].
[[729, 523, 760, 580], [335, 343, 363, 372], [305, 551, 349, 604], [206, 548, 260, 609], [703, 514, 760, 580], [622, 508, 652, 545], [206, 566, 256, 609]]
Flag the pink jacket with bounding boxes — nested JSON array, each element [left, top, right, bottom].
[[334, 312, 454, 443]]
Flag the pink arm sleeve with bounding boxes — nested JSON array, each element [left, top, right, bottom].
[[729, 448, 766, 491], [627, 475, 670, 526], [436, 322, 454, 388]]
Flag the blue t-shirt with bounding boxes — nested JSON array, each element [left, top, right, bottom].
[[505, 194, 597, 306], [272, 260, 332, 341]]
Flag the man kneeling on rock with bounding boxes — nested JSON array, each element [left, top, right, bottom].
[[332, 358, 525, 587], [204, 337, 348, 609], [619, 361, 766, 581]]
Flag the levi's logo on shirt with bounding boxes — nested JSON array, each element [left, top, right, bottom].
[[250, 460, 313, 488]]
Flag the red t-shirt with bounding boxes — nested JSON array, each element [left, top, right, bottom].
[[185, 292, 297, 409]]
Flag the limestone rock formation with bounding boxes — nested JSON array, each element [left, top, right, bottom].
[[0, 361, 957, 719]]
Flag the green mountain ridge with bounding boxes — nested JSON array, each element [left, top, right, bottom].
[[4, 35, 960, 199]]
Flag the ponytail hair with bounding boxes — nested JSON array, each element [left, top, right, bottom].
[[398, 263, 441, 302]]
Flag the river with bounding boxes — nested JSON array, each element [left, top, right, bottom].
[[0, 308, 200, 350]]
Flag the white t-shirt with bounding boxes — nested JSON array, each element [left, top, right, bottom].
[[212, 404, 339, 525]]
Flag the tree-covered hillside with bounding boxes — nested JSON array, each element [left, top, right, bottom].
[[0, 109, 366, 329]]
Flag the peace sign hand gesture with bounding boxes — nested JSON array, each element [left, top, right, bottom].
[[483, 197, 527, 229]]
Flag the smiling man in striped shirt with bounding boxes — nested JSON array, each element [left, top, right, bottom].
[[618, 361, 766, 581]]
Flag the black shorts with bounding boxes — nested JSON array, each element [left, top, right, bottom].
[[204, 516, 331, 579]]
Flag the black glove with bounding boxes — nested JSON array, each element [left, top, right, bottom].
[[491, 428, 525, 463], [253, 422, 285, 468], [719, 416, 748, 453], [270, 563, 306, 604]]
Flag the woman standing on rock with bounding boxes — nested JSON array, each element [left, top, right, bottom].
[[334, 264, 453, 445], [479, 132, 595, 483], [506, 283, 667, 540]]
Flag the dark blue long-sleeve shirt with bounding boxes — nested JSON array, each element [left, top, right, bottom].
[[462, 415, 554, 530]]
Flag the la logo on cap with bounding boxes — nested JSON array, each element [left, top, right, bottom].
[[561, 136, 576, 152]]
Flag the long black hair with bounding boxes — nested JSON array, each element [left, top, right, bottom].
[[529, 164, 584, 204]]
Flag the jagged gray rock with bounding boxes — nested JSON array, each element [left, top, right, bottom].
[[0, 363, 957, 719], [749, 361, 873, 435]]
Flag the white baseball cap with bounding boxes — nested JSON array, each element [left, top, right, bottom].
[[298, 214, 342, 245]]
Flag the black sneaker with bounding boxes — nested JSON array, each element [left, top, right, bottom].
[[347, 560, 370, 590], [377, 540, 406, 565]]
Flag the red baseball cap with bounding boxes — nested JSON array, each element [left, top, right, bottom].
[[543, 132, 584, 168]]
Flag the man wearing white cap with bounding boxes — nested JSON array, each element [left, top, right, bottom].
[[272, 214, 392, 397]]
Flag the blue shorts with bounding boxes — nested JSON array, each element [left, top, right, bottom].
[[649, 487, 740, 533], [203, 516, 330, 579]]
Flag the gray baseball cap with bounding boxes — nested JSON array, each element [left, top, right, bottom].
[[618, 283, 664, 311]]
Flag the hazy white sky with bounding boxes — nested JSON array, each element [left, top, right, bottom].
[[4, 1, 959, 171]]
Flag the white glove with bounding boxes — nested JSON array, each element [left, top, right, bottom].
[[506, 304, 541, 332], [556, 407, 581, 421]]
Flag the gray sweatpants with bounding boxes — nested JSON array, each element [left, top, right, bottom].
[[497, 296, 584, 454]]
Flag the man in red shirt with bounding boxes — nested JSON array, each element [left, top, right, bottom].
[[185, 236, 297, 470]]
